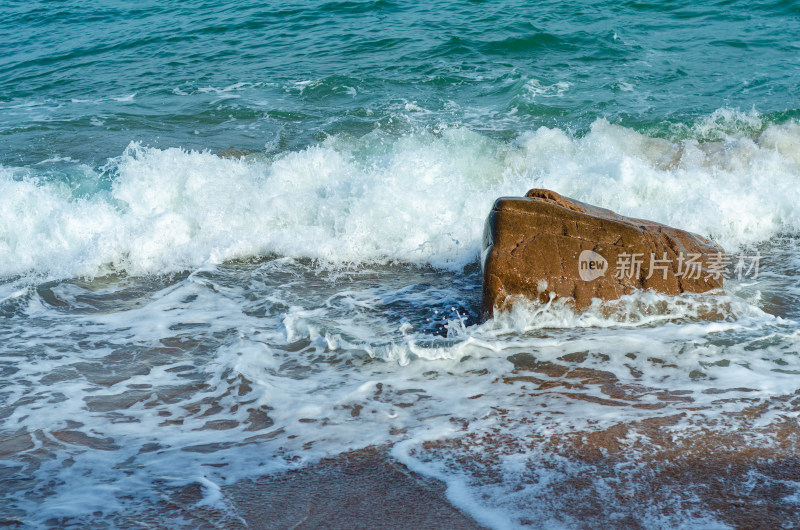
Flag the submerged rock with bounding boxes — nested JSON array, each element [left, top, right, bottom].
[[217, 147, 257, 159], [481, 189, 724, 320]]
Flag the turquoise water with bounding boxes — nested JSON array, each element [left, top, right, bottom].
[[3, 0, 800, 166], [3, 2, 800, 528]]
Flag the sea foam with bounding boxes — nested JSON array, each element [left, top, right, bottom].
[[1, 112, 799, 281]]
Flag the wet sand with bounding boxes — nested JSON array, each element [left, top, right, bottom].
[[211, 354, 800, 529], [219, 418, 800, 529], [223, 447, 485, 529], [416, 410, 800, 529]]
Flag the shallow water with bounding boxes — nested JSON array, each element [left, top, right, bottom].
[[3, 1, 800, 527]]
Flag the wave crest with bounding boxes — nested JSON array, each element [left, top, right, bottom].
[[2, 112, 799, 280]]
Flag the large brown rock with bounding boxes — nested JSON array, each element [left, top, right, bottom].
[[481, 189, 724, 320]]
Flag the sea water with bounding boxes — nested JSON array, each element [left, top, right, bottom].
[[2, 1, 800, 527]]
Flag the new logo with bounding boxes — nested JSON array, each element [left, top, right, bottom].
[[578, 250, 608, 281]]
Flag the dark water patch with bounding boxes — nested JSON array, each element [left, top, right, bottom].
[[35, 273, 189, 314], [479, 32, 577, 55]]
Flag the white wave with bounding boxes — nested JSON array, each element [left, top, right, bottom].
[[2, 111, 800, 280], [111, 93, 136, 102], [524, 78, 571, 98]]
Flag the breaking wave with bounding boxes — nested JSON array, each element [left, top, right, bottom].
[[2, 110, 799, 281]]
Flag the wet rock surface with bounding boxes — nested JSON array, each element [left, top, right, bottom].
[[481, 189, 724, 319]]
